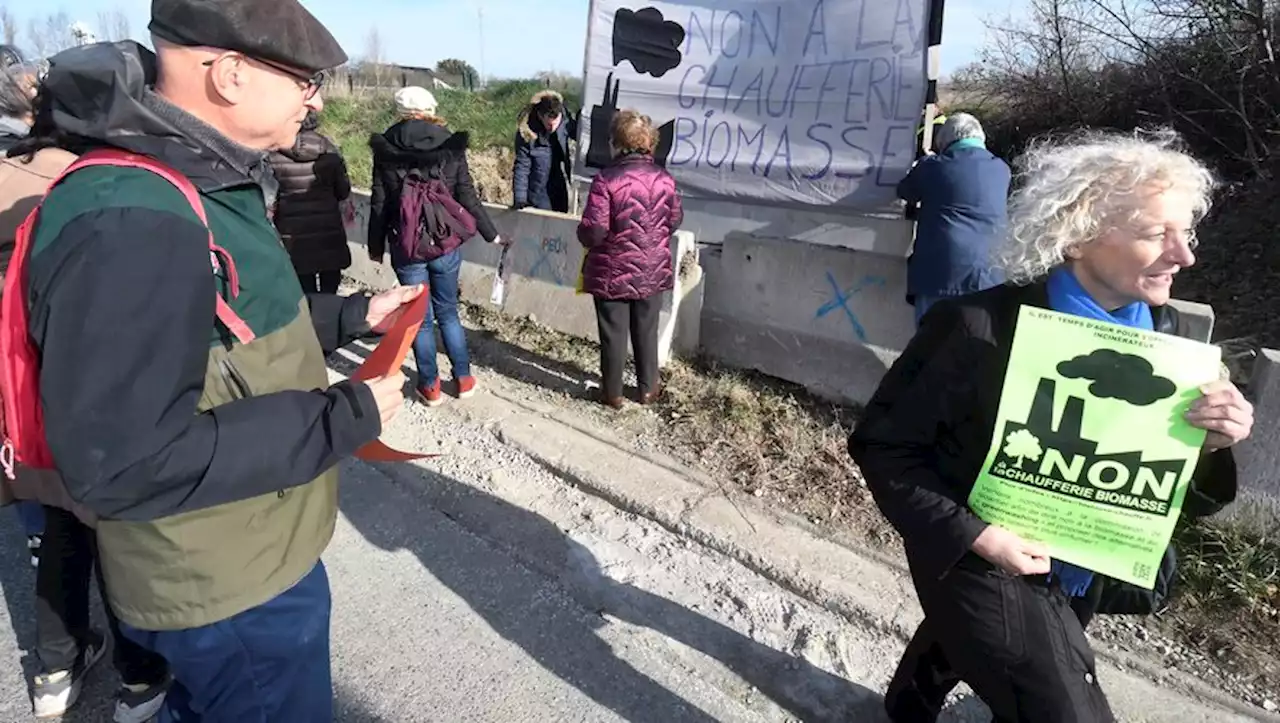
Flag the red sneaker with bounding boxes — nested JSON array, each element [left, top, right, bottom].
[[416, 380, 444, 407], [456, 376, 478, 399]]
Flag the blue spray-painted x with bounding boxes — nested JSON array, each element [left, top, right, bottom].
[[816, 272, 887, 342]]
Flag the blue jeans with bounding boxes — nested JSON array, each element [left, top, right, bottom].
[[120, 562, 333, 723], [394, 250, 470, 388], [13, 500, 44, 537]]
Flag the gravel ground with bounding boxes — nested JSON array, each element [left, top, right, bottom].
[[440, 308, 1280, 716]]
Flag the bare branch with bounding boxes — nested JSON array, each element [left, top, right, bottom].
[[0, 7, 16, 47]]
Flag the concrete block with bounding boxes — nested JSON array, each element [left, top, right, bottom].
[[1166, 298, 1215, 342], [342, 191, 701, 367], [1231, 348, 1280, 535], [698, 233, 915, 405]]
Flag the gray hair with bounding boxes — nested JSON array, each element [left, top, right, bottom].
[[935, 112, 984, 151], [0, 61, 41, 120], [995, 129, 1217, 285]]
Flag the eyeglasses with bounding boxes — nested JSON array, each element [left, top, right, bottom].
[[202, 55, 325, 100]]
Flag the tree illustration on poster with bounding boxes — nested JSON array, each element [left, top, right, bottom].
[[579, 0, 931, 213], [1003, 429, 1042, 470]]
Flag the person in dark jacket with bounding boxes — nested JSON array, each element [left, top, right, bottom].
[[0, 60, 47, 564], [369, 85, 500, 407], [898, 113, 1010, 327], [577, 110, 683, 408], [0, 59, 38, 153], [2, 66, 176, 721], [19, 11, 423, 721], [269, 110, 352, 293], [513, 89, 577, 213], [850, 131, 1252, 723]]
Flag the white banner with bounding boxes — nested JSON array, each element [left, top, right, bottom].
[[579, 0, 931, 213]]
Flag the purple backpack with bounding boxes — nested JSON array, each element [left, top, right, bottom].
[[396, 165, 478, 261]]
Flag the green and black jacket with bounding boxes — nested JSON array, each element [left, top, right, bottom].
[[25, 41, 379, 630]]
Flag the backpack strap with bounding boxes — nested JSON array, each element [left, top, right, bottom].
[[47, 149, 257, 345]]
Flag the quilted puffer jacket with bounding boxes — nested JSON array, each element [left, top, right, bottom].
[[576, 153, 683, 300]]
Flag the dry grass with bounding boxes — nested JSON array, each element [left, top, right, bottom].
[[463, 301, 894, 544], [467, 146, 516, 206]]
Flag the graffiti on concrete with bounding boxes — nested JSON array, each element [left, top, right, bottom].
[[525, 235, 572, 287], [815, 272, 886, 343]]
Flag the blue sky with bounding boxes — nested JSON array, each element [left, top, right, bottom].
[[12, 0, 1027, 79]]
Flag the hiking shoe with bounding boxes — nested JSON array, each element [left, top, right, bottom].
[[33, 631, 107, 718], [639, 384, 664, 406], [456, 375, 478, 399], [416, 380, 444, 407], [27, 535, 41, 569], [598, 391, 625, 410], [114, 676, 172, 723]]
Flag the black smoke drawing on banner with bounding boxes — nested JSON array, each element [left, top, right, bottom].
[[1056, 349, 1176, 407], [586, 7, 686, 169]]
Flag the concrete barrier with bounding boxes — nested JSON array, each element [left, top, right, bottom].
[[700, 234, 916, 404], [343, 192, 702, 368], [1234, 348, 1280, 535]]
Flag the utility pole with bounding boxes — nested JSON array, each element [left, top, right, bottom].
[[477, 2, 486, 89]]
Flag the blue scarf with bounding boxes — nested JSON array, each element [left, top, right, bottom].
[[1044, 267, 1154, 597], [947, 137, 986, 152]]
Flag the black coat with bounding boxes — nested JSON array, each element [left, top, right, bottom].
[[268, 130, 352, 275], [849, 282, 1236, 610], [368, 120, 498, 263]]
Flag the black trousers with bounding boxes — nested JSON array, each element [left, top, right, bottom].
[[886, 554, 1115, 723], [35, 506, 169, 684], [297, 270, 341, 294], [594, 295, 661, 400]]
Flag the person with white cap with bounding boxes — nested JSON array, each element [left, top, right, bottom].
[[368, 85, 502, 407]]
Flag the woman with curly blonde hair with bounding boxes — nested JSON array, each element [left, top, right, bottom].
[[850, 130, 1253, 722]]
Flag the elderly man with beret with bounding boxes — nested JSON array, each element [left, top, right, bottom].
[[17, 0, 423, 720]]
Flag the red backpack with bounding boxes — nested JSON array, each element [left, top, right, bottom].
[[0, 148, 257, 480]]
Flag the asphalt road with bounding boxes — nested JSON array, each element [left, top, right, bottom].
[[0, 456, 922, 723]]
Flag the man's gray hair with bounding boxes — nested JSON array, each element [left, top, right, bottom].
[[0, 61, 41, 120], [935, 112, 985, 152]]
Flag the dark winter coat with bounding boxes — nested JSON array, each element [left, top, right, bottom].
[[897, 144, 1011, 302], [368, 119, 497, 264], [848, 281, 1237, 622], [576, 153, 683, 300], [512, 90, 577, 213], [268, 129, 352, 275]]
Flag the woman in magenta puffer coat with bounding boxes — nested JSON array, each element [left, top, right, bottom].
[[577, 110, 683, 408]]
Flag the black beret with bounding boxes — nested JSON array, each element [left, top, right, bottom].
[[149, 0, 348, 75]]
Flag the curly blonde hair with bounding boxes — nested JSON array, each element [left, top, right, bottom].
[[611, 109, 657, 155], [996, 129, 1217, 285]]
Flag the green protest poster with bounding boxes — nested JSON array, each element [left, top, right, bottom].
[[968, 306, 1222, 588]]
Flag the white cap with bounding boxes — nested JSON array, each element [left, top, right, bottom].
[[395, 86, 438, 116]]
